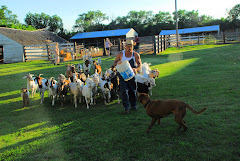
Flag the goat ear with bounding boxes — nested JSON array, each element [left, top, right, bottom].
[[22, 76, 27, 79]]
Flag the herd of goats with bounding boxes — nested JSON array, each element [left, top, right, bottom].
[[21, 54, 160, 108]]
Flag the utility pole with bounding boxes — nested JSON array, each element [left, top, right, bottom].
[[175, 0, 179, 48]]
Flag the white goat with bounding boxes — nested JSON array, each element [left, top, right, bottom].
[[141, 62, 152, 77], [48, 77, 58, 106], [69, 79, 84, 108], [22, 73, 38, 98], [82, 78, 95, 109]]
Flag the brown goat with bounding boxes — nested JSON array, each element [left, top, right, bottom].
[[21, 88, 29, 107]]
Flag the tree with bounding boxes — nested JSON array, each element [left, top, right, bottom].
[[227, 4, 240, 21], [24, 12, 63, 33], [0, 5, 19, 26], [173, 10, 200, 28], [154, 11, 173, 24], [74, 10, 108, 32]]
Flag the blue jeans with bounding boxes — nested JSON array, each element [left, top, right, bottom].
[[119, 75, 137, 111]]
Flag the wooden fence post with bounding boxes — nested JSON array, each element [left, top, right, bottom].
[[160, 35, 163, 52], [157, 35, 160, 54], [198, 35, 200, 45], [153, 36, 156, 55], [23, 46, 26, 62], [163, 35, 166, 50], [223, 32, 226, 44], [103, 39, 106, 56], [46, 44, 50, 60], [118, 38, 121, 51], [167, 35, 169, 49]]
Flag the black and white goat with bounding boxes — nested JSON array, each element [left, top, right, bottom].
[[135, 74, 156, 95], [34, 74, 49, 104], [100, 78, 112, 104]]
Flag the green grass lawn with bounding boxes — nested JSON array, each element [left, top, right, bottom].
[[0, 44, 240, 160]]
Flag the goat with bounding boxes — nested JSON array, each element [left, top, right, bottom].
[[69, 78, 84, 108], [141, 62, 152, 77], [93, 60, 102, 75], [21, 88, 29, 107], [108, 71, 120, 104], [100, 78, 112, 104], [83, 60, 91, 76], [77, 63, 83, 73], [98, 57, 101, 65], [82, 78, 95, 109], [57, 79, 70, 107], [22, 73, 38, 98], [149, 69, 160, 78], [34, 74, 49, 104], [65, 64, 76, 78], [91, 73, 100, 104], [104, 68, 113, 80], [48, 77, 58, 106], [135, 74, 156, 96]]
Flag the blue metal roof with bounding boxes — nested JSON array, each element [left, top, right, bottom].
[[70, 28, 133, 40], [159, 25, 220, 35]]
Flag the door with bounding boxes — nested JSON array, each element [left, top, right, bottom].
[[0, 46, 3, 62]]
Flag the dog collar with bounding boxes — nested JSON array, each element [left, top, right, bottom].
[[144, 100, 151, 108]]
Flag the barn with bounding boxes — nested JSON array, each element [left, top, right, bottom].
[[70, 28, 138, 47], [0, 27, 66, 63]]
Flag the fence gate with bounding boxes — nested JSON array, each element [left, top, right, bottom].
[[153, 35, 169, 54], [24, 45, 48, 62]]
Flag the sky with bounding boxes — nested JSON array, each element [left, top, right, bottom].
[[1, 0, 238, 31]]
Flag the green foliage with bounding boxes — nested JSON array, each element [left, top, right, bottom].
[[75, 10, 108, 32], [24, 12, 63, 33], [0, 5, 19, 25], [227, 4, 240, 21], [0, 44, 240, 160], [0, 5, 36, 31]]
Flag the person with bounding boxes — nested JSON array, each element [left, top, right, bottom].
[[54, 42, 60, 65], [114, 39, 142, 114], [134, 35, 140, 53], [105, 38, 113, 57]]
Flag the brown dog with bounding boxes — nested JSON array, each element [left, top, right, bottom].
[[138, 93, 206, 133]]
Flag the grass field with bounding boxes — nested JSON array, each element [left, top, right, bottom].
[[0, 44, 240, 160]]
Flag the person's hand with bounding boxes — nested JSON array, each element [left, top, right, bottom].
[[117, 61, 122, 65]]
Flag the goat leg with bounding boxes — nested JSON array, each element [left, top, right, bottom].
[[74, 95, 77, 108], [85, 96, 89, 109]]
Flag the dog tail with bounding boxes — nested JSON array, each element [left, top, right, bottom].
[[186, 104, 206, 114]]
